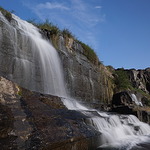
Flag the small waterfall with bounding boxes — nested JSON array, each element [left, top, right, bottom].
[[1, 13, 150, 149], [131, 93, 143, 106], [89, 69, 95, 101]]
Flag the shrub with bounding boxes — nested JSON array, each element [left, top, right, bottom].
[[62, 28, 74, 39], [38, 19, 60, 35], [114, 68, 132, 91], [27, 18, 100, 65], [0, 6, 12, 22], [78, 41, 98, 65]]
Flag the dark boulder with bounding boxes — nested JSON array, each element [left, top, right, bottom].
[[111, 91, 137, 115], [111, 91, 150, 124]]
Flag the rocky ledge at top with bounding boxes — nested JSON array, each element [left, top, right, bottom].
[[42, 29, 114, 107]]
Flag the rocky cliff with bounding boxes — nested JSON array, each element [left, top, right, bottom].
[[0, 8, 150, 150], [56, 35, 114, 106], [0, 10, 114, 108], [0, 8, 150, 112], [127, 68, 150, 94]]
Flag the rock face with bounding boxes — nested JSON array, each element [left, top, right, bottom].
[[0, 10, 149, 114], [0, 12, 44, 93], [111, 91, 150, 124], [111, 91, 138, 115], [0, 76, 100, 150], [56, 35, 114, 106], [127, 68, 150, 94], [0, 12, 114, 106]]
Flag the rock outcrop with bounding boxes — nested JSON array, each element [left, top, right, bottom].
[[0, 76, 100, 150], [111, 91, 150, 124], [127, 68, 150, 94], [53, 35, 114, 106], [0, 11, 114, 106]]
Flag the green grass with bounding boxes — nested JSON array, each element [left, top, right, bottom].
[[0, 6, 12, 22], [37, 19, 60, 35], [36, 20, 99, 65], [78, 41, 99, 65], [62, 28, 75, 39], [114, 68, 132, 91]]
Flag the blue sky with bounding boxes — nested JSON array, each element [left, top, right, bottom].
[[0, 0, 150, 69]]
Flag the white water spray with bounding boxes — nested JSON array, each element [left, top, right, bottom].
[[131, 93, 143, 106]]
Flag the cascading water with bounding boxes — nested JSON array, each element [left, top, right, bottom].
[[131, 93, 143, 106], [0, 12, 67, 97], [1, 13, 150, 150]]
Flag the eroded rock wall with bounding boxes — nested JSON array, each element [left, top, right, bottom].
[[56, 35, 114, 106], [127, 68, 150, 94], [0, 13, 114, 106]]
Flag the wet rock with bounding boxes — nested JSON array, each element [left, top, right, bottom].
[[0, 76, 100, 150], [111, 91, 138, 116], [0, 12, 114, 106], [111, 91, 150, 124], [57, 36, 114, 104]]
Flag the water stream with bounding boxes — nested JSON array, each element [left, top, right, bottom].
[[1, 13, 150, 149]]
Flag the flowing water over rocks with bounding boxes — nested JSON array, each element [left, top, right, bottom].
[[0, 12, 67, 97], [62, 97, 150, 150], [0, 12, 150, 150]]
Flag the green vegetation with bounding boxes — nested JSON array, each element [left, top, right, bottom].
[[114, 68, 132, 91], [0, 6, 12, 22], [37, 19, 60, 35], [0, 7, 100, 65], [30, 19, 99, 65], [114, 68, 150, 107], [62, 28, 75, 39], [78, 41, 98, 65]]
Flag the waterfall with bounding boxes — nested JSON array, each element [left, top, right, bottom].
[[131, 93, 143, 106], [1, 13, 150, 149], [13, 15, 68, 97], [0, 12, 67, 97]]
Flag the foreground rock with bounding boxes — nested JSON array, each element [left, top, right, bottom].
[[0, 76, 100, 150]]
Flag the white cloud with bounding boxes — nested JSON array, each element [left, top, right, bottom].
[[95, 6, 102, 9], [25, 0, 105, 27], [36, 2, 70, 10], [23, 0, 105, 51], [70, 0, 104, 27]]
